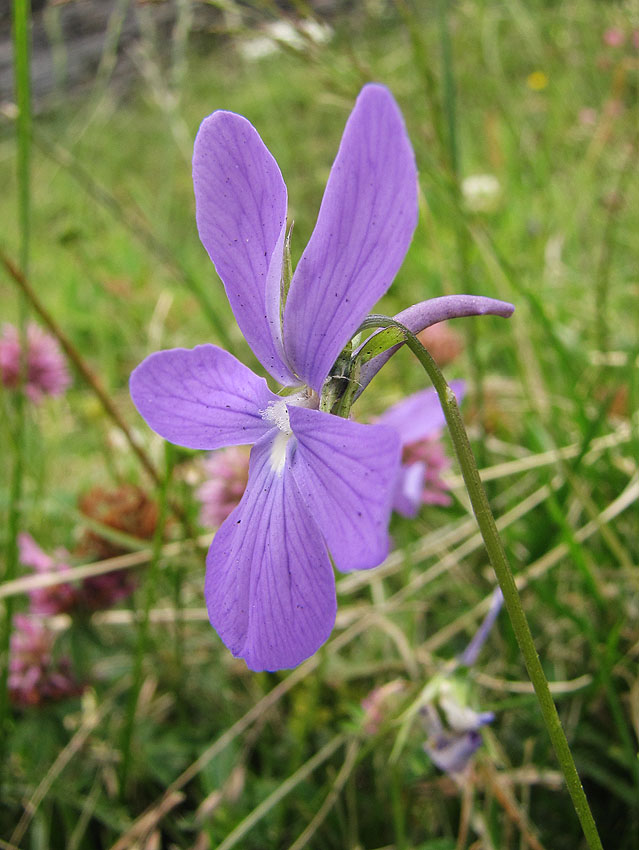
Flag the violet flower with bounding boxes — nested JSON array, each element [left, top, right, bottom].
[[131, 85, 417, 671], [377, 382, 465, 517], [0, 322, 70, 402], [130, 84, 514, 672], [421, 588, 504, 776]]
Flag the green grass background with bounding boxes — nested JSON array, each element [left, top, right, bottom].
[[1, 1, 638, 848]]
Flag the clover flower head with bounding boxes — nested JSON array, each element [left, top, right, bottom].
[[377, 382, 465, 517], [18, 533, 79, 616], [603, 27, 625, 48], [0, 322, 70, 403], [197, 446, 251, 528], [9, 615, 82, 708], [416, 320, 464, 366], [19, 529, 137, 614], [130, 85, 514, 672]]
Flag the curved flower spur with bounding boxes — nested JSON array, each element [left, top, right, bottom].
[[130, 84, 513, 671]]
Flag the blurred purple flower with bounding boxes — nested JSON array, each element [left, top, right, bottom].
[[18, 533, 79, 615], [197, 446, 251, 528], [19, 532, 136, 614], [0, 322, 70, 403], [80, 571, 137, 611], [422, 588, 503, 776], [603, 27, 625, 48], [9, 615, 82, 708], [378, 383, 465, 516], [130, 85, 514, 672], [422, 695, 494, 775]]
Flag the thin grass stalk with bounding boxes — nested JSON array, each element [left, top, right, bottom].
[[436, 1, 486, 459], [23, 127, 234, 348], [373, 317, 604, 850], [1, 0, 32, 768], [119, 443, 173, 794], [594, 139, 638, 354], [214, 733, 347, 850], [287, 738, 361, 850]]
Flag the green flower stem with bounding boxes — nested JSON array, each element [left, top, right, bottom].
[[367, 318, 603, 850], [1, 0, 32, 769]]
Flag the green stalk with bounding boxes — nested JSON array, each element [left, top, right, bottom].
[[119, 444, 172, 794], [366, 318, 603, 850], [1, 0, 32, 765]]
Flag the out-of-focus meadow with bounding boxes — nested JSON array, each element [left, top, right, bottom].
[[1, 1, 638, 847]]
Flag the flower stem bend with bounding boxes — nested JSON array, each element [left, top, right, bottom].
[[362, 317, 603, 850]]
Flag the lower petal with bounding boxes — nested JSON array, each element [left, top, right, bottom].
[[205, 430, 336, 672], [288, 407, 400, 572]]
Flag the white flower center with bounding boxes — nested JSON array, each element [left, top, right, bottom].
[[259, 391, 318, 475], [260, 400, 292, 474], [260, 399, 291, 434]]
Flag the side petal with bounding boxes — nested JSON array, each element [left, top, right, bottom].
[[283, 84, 418, 392], [288, 407, 401, 572], [205, 430, 337, 672], [130, 345, 277, 450], [378, 381, 465, 446], [193, 111, 295, 384]]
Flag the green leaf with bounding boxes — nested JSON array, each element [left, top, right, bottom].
[[357, 327, 405, 364]]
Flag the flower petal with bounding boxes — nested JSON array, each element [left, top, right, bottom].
[[205, 430, 337, 671], [288, 407, 400, 572], [283, 84, 418, 392], [378, 381, 465, 446], [130, 344, 277, 450], [193, 111, 295, 384], [393, 462, 425, 518]]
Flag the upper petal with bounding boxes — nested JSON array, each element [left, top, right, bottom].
[[377, 381, 465, 446], [130, 344, 277, 450], [288, 406, 401, 572], [283, 84, 418, 392], [205, 430, 337, 672], [193, 111, 295, 384]]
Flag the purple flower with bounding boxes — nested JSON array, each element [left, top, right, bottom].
[[422, 589, 503, 776], [603, 27, 625, 48], [0, 322, 71, 403], [131, 85, 514, 672], [378, 382, 465, 517], [19, 532, 137, 614], [196, 446, 251, 528], [18, 533, 79, 616], [9, 615, 82, 708], [131, 85, 418, 671], [422, 693, 494, 775]]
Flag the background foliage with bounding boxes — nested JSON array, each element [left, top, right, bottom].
[[1, 1, 637, 848]]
